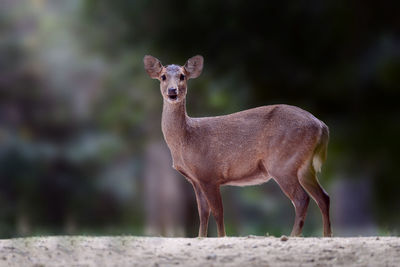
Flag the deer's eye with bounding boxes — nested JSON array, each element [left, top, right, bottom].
[[161, 75, 166, 81], [180, 74, 185, 81]]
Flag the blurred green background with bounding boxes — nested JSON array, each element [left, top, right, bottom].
[[0, 0, 399, 238]]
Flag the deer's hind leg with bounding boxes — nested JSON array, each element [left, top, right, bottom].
[[273, 172, 310, 237], [298, 164, 332, 237]]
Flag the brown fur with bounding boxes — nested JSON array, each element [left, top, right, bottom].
[[144, 55, 332, 237]]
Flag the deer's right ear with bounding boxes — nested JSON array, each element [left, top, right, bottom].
[[144, 55, 163, 79]]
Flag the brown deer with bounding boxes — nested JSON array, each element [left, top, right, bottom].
[[143, 55, 332, 237]]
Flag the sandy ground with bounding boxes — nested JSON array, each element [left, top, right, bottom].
[[0, 236, 399, 266]]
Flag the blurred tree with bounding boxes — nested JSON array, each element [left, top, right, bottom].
[[0, 0, 399, 238]]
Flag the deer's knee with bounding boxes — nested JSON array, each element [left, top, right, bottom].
[[294, 194, 310, 209], [199, 207, 210, 219]]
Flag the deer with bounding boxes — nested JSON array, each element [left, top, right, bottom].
[[143, 55, 332, 237]]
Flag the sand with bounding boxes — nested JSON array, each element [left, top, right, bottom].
[[0, 236, 399, 266]]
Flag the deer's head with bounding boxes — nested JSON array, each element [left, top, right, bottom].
[[144, 55, 203, 104]]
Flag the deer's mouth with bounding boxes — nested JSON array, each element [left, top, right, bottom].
[[168, 94, 178, 100]]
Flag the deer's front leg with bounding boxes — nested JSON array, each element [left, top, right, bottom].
[[192, 182, 211, 237], [201, 183, 226, 237]]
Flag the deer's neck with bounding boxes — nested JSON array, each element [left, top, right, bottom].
[[161, 99, 189, 147]]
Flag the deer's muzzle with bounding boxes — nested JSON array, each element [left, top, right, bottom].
[[167, 88, 178, 100]]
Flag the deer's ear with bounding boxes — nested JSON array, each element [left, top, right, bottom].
[[184, 55, 203, 79], [144, 55, 163, 79]]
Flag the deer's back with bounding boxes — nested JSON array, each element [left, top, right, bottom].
[[188, 104, 325, 143]]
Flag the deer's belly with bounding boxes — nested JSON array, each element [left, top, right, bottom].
[[172, 145, 271, 186], [222, 174, 271, 186], [219, 160, 272, 186]]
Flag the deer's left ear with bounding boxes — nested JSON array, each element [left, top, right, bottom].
[[184, 55, 203, 79], [144, 55, 163, 79]]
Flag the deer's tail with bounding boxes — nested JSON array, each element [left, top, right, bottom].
[[312, 123, 329, 173]]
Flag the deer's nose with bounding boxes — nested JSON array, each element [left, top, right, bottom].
[[168, 88, 177, 95]]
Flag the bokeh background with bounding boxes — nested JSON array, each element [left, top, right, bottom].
[[1, 0, 399, 238]]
